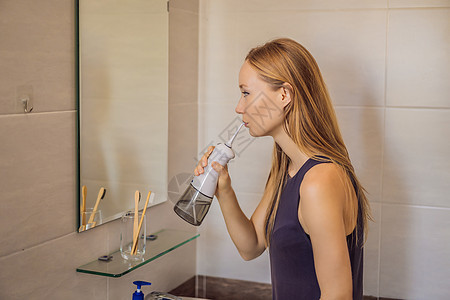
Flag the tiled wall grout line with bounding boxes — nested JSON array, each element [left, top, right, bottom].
[[377, 205, 382, 299], [0, 110, 77, 118], [381, 202, 450, 210], [206, 7, 449, 14], [388, 6, 450, 10], [106, 277, 110, 300], [0, 231, 76, 260], [377, 5, 390, 298], [385, 105, 450, 110], [332, 105, 450, 110], [216, 8, 390, 13], [333, 105, 385, 109]]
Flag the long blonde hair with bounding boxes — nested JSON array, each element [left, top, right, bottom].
[[245, 38, 372, 245]]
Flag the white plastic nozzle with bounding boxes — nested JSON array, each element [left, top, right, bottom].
[[225, 122, 245, 148]]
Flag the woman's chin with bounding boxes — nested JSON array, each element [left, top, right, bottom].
[[248, 128, 258, 137], [248, 128, 266, 138]]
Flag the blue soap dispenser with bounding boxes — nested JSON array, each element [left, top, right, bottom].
[[132, 281, 151, 300]]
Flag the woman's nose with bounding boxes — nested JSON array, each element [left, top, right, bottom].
[[235, 97, 245, 114]]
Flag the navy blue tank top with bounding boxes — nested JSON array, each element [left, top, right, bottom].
[[269, 157, 364, 300]]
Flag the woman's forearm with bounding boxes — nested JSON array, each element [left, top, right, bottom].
[[216, 187, 265, 260]]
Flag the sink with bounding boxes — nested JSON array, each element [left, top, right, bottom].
[[145, 292, 210, 300]]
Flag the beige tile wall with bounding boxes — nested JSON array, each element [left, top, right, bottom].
[[2, 0, 447, 298], [197, 0, 450, 299], [0, 0, 75, 115], [0, 0, 199, 299]]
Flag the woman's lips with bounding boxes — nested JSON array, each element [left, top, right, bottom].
[[244, 122, 249, 127]]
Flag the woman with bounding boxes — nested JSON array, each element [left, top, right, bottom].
[[194, 38, 371, 299]]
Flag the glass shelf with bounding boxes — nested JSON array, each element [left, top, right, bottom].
[[76, 229, 199, 278]]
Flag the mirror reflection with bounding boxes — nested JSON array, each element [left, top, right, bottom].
[[78, 0, 169, 231]]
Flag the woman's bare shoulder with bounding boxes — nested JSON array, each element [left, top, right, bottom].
[[298, 162, 347, 235], [301, 162, 346, 195]]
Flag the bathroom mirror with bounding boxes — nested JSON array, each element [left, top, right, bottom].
[[77, 0, 168, 232]]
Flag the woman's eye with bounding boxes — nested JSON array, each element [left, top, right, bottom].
[[242, 91, 249, 97]]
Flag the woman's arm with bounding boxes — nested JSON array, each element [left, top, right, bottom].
[[195, 146, 269, 261], [299, 163, 353, 300]]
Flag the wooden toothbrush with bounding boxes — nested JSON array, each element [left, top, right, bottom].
[[132, 191, 152, 254], [87, 187, 106, 227], [80, 185, 87, 230], [133, 190, 141, 246]]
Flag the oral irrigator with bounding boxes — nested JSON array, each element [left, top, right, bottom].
[[173, 122, 245, 226]]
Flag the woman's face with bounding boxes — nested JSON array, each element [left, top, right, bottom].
[[235, 61, 287, 137]]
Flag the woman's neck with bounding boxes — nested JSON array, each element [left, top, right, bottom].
[[270, 125, 309, 175]]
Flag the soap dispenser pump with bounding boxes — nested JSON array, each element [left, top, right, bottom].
[[132, 281, 151, 300]]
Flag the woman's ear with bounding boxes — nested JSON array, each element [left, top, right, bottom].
[[280, 83, 293, 108]]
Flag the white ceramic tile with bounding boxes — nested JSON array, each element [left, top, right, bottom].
[[382, 108, 450, 207], [389, 0, 450, 8], [364, 202, 381, 297], [199, 9, 387, 107], [233, 10, 387, 106], [0, 112, 77, 257], [379, 204, 450, 299], [335, 107, 384, 203], [198, 12, 242, 106], [198, 102, 245, 151], [206, 0, 388, 12], [0, 228, 108, 300], [386, 9, 450, 108], [0, 0, 75, 114]]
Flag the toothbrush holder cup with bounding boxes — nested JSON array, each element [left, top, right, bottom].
[[79, 209, 102, 232], [120, 211, 146, 261]]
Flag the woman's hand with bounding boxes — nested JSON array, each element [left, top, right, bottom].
[[194, 145, 232, 199]]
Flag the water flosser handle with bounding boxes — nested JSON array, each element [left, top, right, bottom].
[[191, 143, 235, 198], [191, 122, 244, 198]]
